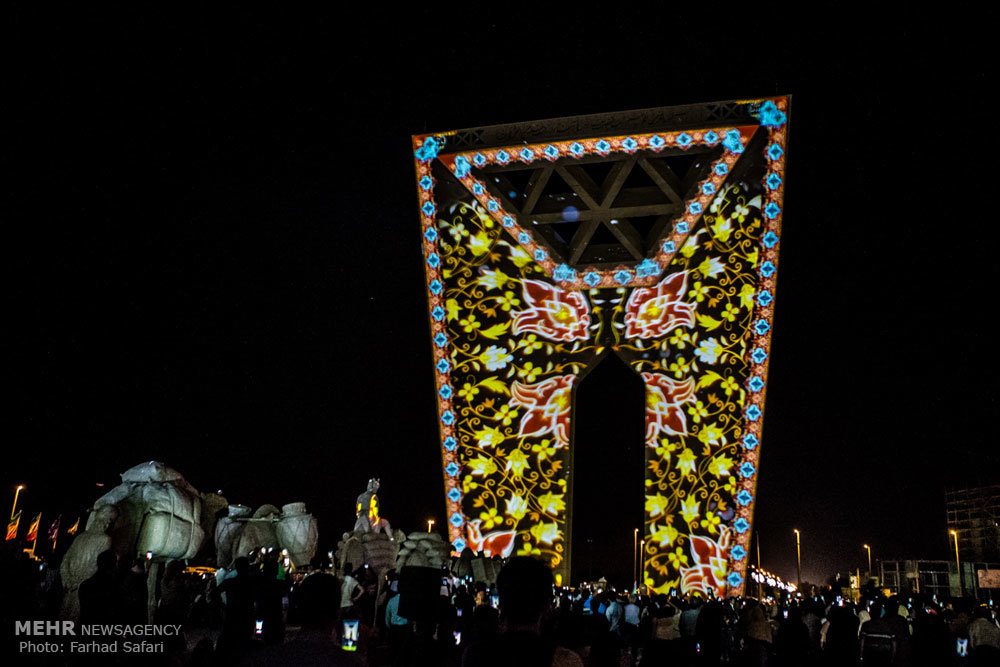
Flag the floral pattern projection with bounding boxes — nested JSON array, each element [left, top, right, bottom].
[[414, 98, 788, 595]]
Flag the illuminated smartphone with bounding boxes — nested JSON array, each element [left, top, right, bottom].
[[453, 631, 461, 645], [456, 608, 462, 617], [782, 610, 788, 619], [490, 594, 499, 608], [254, 620, 263, 636], [341, 619, 359, 652], [956, 638, 968, 657]]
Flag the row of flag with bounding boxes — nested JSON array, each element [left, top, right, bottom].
[[6, 512, 78, 543]]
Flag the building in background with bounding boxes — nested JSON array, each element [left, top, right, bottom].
[[945, 484, 1000, 561], [880, 559, 1000, 601]]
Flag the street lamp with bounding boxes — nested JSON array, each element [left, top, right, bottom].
[[427, 519, 435, 533], [863, 544, 872, 578], [793, 529, 802, 587], [633, 528, 639, 591], [950, 530, 963, 596], [10, 485, 25, 520], [639, 538, 646, 591]]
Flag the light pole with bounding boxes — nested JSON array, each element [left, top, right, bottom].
[[427, 519, 435, 533], [863, 544, 872, 581], [793, 529, 801, 588], [756, 531, 764, 600], [950, 530, 963, 596], [633, 528, 639, 591], [639, 538, 646, 592], [10, 485, 25, 520]]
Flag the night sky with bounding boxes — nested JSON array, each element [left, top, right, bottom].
[[6, 7, 997, 588]]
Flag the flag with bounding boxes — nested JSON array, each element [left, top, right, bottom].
[[26, 512, 41, 542], [67, 516, 80, 535], [48, 515, 61, 542], [5, 511, 19, 541]]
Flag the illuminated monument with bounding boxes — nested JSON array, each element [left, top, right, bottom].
[[413, 98, 789, 596]]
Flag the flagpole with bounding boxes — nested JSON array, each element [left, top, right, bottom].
[[31, 513, 41, 558], [10, 485, 25, 520]]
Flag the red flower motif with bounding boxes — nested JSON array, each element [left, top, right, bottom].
[[642, 372, 696, 444], [509, 375, 576, 447], [512, 279, 590, 342], [466, 519, 517, 558], [680, 526, 732, 597], [624, 271, 695, 339]]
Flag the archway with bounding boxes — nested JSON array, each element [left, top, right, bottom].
[[570, 352, 645, 587]]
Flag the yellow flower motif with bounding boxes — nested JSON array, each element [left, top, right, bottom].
[[687, 281, 709, 303], [723, 476, 737, 494], [446, 299, 461, 321], [519, 333, 543, 354], [475, 208, 495, 229], [697, 423, 724, 447], [680, 496, 699, 524], [667, 547, 689, 568], [681, 236, 699, 258], [517, 362, 541, 383], [708, 455, 735, 478], [732, 202, 750, 222], [468, 230, 492, 256], [505, 449, 530, 479], [531, 439, 557, 460], [458, 382, 480, 402], [651, 523, 679, 547], [676, 448, 697, 475], [537, 492, 565, 516], [480, 346, 513, 371], [459, 314, 481, 333], [645, 493, 670, 518], [697, 256, 725, 278], [720, 376, 739, 397], [516, 539, 542, 557], [508, 245, 532, 267], [505, 493, 528, 521], [462, 475, 479, 494], [700, 512, 721, 534], [687, 400, 708, 424], [529, 521, 561, 545], [654, 438, 678, 462], [473, 426, 505, 449], [721, 302, 741, 322], [448, 222, 469, 240], [711, 216, 732, 242], [477, 269, 511, 290], [739, 284, 756, 310], [746, 249, 759, 267], [479, 507, 500, 530], [493, 404, 519, 426], [668, 356, 690, 379], [469, 456, 498, 477], [495, 290, 520, 311], [668, 329, 691, 349]]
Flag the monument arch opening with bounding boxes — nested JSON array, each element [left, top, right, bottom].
[[569, 351, 645, 587]]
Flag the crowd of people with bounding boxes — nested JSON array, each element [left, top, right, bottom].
[[2, 548, 999, 666]]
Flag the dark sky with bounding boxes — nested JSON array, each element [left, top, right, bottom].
[[6, 7, 997, 586]]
